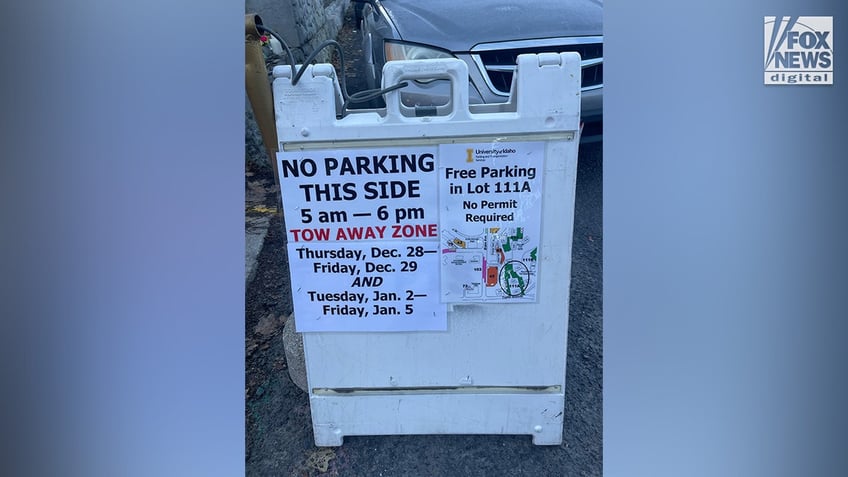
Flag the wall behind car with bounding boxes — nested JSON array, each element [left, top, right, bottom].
[[246, 0, 347, 63]]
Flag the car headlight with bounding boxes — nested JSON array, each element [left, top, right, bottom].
[[384, 41, 455, 84], [384, 40, 454, 61]]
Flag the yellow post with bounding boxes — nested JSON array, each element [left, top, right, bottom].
[[245, 14, 281, 197]]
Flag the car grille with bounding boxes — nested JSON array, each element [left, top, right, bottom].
[[474, 41, 603, 94]]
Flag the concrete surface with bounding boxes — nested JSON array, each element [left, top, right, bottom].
[[245, 215, 270, 284], [282, 316, 308, 392]]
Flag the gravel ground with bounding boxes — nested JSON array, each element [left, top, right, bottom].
[[245, 6, 602, 476]]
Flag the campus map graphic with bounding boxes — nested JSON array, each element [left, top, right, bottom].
[[441, 226, 538, 302]]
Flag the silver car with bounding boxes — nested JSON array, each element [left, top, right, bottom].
[[353, 0, 602, 137]]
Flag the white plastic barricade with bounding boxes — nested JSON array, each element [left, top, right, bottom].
[[272, 53, 581, 446]]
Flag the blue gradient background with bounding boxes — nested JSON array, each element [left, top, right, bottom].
[[606, 1, 848, 476], [3, 1, 243, 475], [2, 0, 847, 475]]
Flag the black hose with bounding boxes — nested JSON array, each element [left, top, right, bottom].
[[256, 24, 408, 117]]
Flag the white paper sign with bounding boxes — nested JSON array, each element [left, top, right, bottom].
[[438, 142, 545, 303], [278, 147, 446, 332]]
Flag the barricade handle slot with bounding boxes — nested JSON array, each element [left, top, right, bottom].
[[381, 59, 471, 122]]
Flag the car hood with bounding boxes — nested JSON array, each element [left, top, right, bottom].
[[380, 0, 603, 52]]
